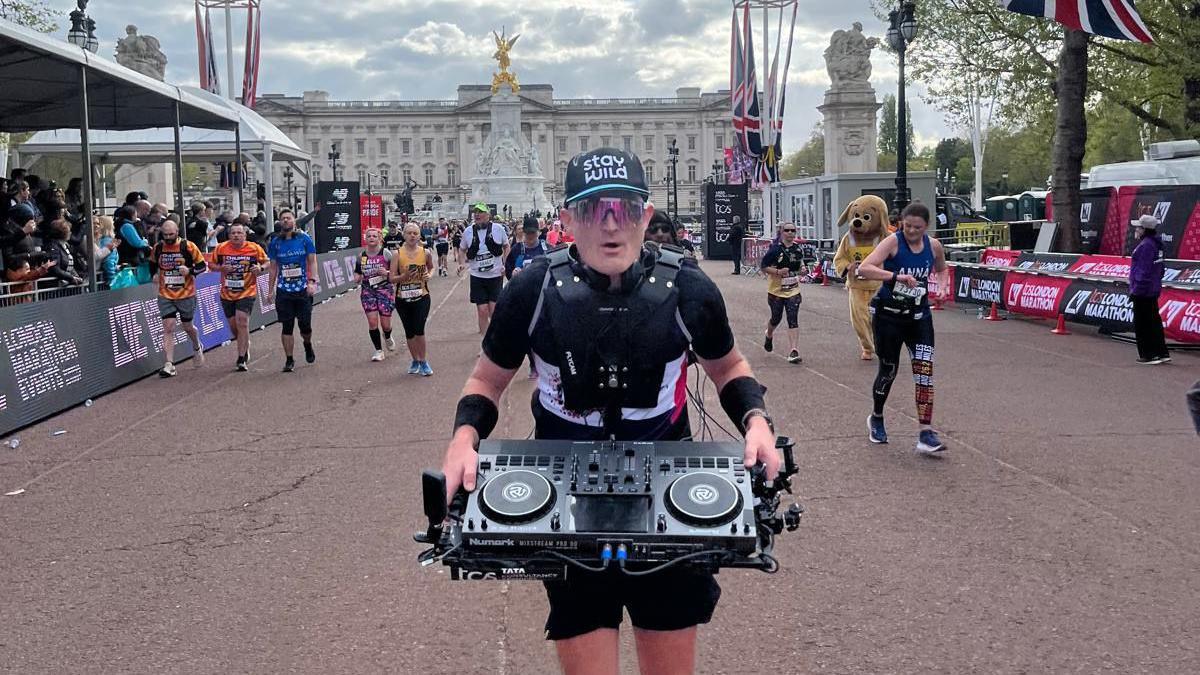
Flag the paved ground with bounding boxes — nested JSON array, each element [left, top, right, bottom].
[[1, 260, 1197, 674]]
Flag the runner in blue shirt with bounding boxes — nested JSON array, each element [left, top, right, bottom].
[[267, 209, 319, 372]]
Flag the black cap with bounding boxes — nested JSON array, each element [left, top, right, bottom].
[[564, 147, 649, 205], [522, 214, 540, 232]]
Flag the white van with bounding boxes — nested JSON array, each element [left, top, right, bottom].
[[1087, 140, 1200, 188]]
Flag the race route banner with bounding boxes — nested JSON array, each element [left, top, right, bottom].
[[0, 249, 362, 437], [953, 265, 1006, 307], [704, 182, 749, 260], [1158, 288, 1200, 343], [980, 249, 1021, 267], [1002, 273, 1073, 319], [315, 181, 362, 253], [1059, 279, 1135, 331]]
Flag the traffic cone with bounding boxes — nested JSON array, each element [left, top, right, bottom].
[[820, 267, 830, 286], [984, 302, 1005, 321], [1051, 313, 1071, 335]]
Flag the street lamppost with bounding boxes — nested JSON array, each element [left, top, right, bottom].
[[668, 138, 680, 221], [886, 0, 918, 213], [282, 166, 294, 207], [67, 1, 99, 53], [328, 143, 341, 182], [1001, 171, 1010, 195]]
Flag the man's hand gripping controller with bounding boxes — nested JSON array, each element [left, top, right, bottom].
[[749, 436, 803, 555]]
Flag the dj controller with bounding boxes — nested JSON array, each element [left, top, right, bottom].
[[416, 438, 802, 581]]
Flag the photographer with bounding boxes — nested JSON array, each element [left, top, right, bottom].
[[440, 147, 779, 675]]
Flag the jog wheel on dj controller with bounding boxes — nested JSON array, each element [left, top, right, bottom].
[[478, 469, 556, 524], [665, 472, 743, 527]]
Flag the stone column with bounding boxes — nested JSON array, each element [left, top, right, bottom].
[[818, 84, 881, 174]]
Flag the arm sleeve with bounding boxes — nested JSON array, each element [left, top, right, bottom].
[[677, 262, 735, 360], [189, 243, 207, 272], [480, 259, 546, 369]]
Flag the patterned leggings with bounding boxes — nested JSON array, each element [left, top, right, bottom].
[[871, 313, 935, 425]]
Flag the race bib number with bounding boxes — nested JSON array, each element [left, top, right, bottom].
[[164, 272, 184, 287], [368, 274, 389, 288], [224, 277, 245, 290], [474, 253, 495, 273], [894, 283, 927, 303], [282, 265, 303, 279], [521, 257, 535, 268], [399, 283, 423, 300], [781, 275, 799, 289]]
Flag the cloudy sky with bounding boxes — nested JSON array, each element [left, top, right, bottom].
[[52, 0, 956, 152]]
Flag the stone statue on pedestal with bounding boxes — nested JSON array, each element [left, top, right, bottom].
[[823, 22, 878, 89], [115, 24, 167, 80]]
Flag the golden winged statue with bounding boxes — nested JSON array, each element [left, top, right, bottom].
[[491, 27, 521, 94]]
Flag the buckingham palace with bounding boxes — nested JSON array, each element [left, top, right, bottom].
[[253, 84, 738, 219]]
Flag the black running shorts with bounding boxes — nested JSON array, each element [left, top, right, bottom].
[[469, 274, 503, 305], [221, 296, 255, 318], [542, 568, 720, 641]]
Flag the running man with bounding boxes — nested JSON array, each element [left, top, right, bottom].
[[390, 222, 435, 375], [856, 202, 949, 454], [213, 223, 268, 371], [435, 217, 451, 276], [149, 221, 207, 377], [457, 202, 510, 334], [354, 227, 397, 362], [267, 208, 319, 372], [504, 215, 551, 280], [760, 222, 806, 364]]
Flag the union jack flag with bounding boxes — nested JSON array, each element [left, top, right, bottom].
[[241, 4, 261, 107], [1001, 0, 1153, 42], [196, 2, 222, 94], [730, 10, 747, 154], [741, 4, 764, 158]]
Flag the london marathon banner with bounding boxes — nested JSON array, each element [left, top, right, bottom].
[[0, 249, 362, 436], [360, 194, 384, 236], [704, 182, 749, 260], [952, 265, 1006, 307], [315, 181, 362, 253]]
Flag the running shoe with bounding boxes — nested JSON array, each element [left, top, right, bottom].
[[386, 336, 397, 351], [419, 361, 434, 377], [236, 355, 248, 372], [158, 362, 177, 378], [371, 350, 385, 362], [1156, 355, 1172, 364], [763, 334, 773, 353], [868, 415, 887, 444], [916, 429, 946, 455], [304, 342, 316, 364], [1137, 357, 1157, 364], [408, 360, 421, 375], [787, 349, 802, 364], [192, 347, 205, 368], [282, 357, 295, 373]]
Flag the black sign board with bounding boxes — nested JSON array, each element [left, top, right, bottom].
[[1122, 185, 1199, 258], [0, 249, 363, 436], [952, 265, 1007, 307], [1072, 187, 1113, 254], [704, 183, 749, 260], [315, 181, 362, 253]]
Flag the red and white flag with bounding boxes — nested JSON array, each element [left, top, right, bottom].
[[241, 5, 261, 107]]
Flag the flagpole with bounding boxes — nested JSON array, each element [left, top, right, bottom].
[[225, 2, 235, 102]]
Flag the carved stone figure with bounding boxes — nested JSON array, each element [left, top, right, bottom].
[[824, 22, 878, 89], [115, 25, 167, 80], [844, 129, 866, 156]]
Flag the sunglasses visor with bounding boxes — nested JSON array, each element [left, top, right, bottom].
[[569, 196, 645, 229]]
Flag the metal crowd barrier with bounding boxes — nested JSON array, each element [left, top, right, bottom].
[[0, 278, 88, 308]]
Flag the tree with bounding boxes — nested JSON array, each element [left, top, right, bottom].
[[878, 93, 916, 158], [0, 0, 57, 32], [779, 124, 824, 179], [1052, 29, 1089, 252]]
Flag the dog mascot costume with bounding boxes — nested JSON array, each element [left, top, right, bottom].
[[833, 195, 887, 360]]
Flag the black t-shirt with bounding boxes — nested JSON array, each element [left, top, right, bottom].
[[483, 253, 734, 370]]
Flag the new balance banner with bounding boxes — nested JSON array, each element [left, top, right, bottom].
[[1159, 288, 1200, 343], [315, 181, 362, 253], [0, 249, 362, 436], [1002, 274, 1073, 319], [1120, 185, 1200, 258], [953, 266, 1006, 306], [704, 183, 749, 260], [1059, 279, 1134, 331]]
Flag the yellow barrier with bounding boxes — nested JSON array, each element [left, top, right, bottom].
[[954, 222, 1010, 247]]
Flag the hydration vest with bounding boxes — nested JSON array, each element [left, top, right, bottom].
[[529, 244, 688, 416], [466, 223, 504, 261]]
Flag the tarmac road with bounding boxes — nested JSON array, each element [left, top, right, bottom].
[[1, 260, 1197, 674]]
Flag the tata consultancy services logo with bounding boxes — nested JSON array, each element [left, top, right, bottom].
[[332, 188, 350, 201], [1064, 290, 1092, 315], [1007, 283, 1024, 307]]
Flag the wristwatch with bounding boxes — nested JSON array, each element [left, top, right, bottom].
[[741, 408, 775, 435]]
